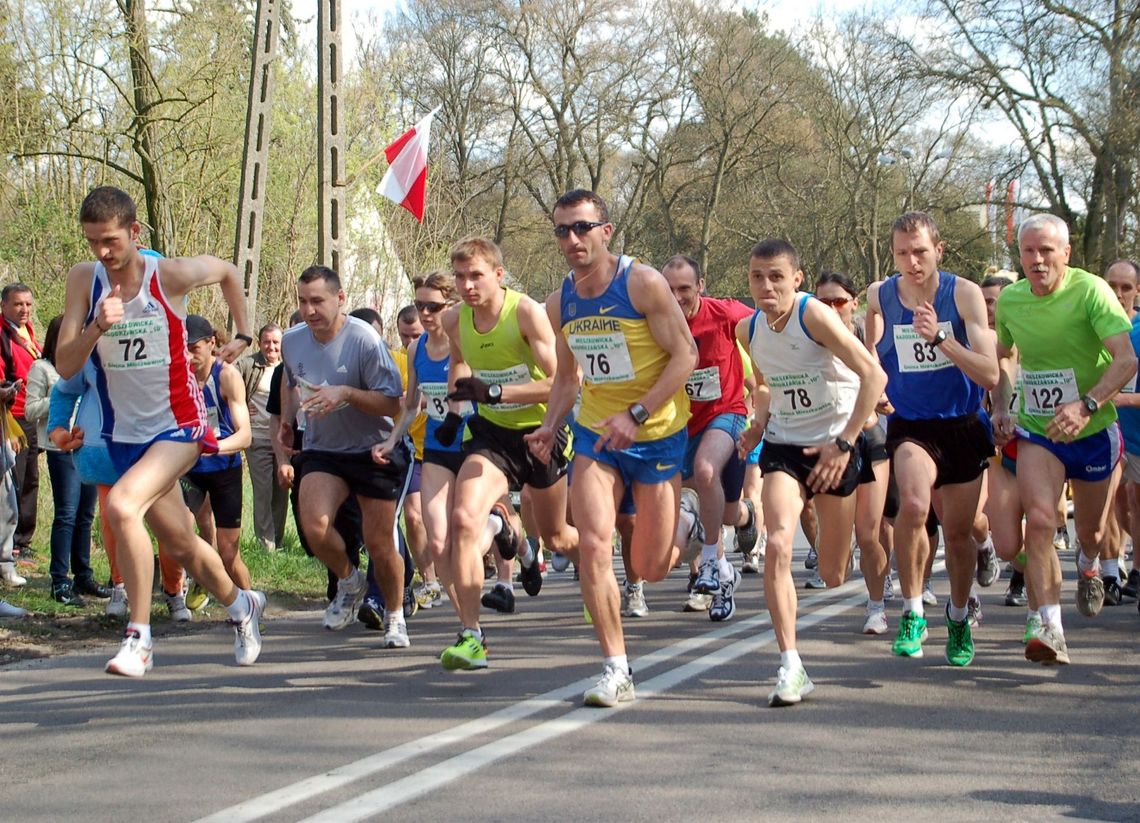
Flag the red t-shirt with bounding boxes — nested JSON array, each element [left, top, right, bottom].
[[0, 320, 40, 419], [685, 297, 753, 435]]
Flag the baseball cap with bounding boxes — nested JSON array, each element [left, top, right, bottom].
[[185, 315, 215, 345]]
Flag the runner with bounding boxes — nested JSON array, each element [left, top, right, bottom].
[[1106, 259, 1140, 602], [56, 186, 263, 676]]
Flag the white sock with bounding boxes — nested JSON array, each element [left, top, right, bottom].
[[1077, 552, 1098, 574], [720, 525, 734, 554], [485, 513, 504, 546], [1039, 603, 1062, 631], [604, 654, 629, 674], [1027, 609, 1040, 620], [463, 625, 483, 639], [384, 608, 404, 624], [780, 649, 802, 670], [867, 598, 884, 612], [126, 621, 152, 645], [718, 556, 733, 580], [519, 544, 536, 568], [903, 596, 924, 617], [1102, 558, 1120, 580], [701, 542, 719, 563], [226, 590, 251, 622], [948, 602, 969, 622]]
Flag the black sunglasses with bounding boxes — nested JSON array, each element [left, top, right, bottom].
[[414, 300, 448, 313], [553, 220, 608, 239]]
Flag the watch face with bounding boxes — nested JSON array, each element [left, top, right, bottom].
[[489, 384, 502, 401]]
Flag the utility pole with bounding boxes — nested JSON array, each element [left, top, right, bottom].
[[317, 0, 345, 272]]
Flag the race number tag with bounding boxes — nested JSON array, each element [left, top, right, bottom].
[[1009, 379, 1021, 414], [766, 372, 832, 421], [685, 366, 722, 402], [893, 322, 952, 372], [567, 332, 636, 384], [102, 318, 170, 371], [1021, 369, 1079, 417], [205, 405, 220, 437], [420, 382, 472, 421], [474, 363, 533, 411]]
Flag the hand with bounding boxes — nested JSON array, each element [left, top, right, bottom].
[[802, 440, 851, 494], [434, 412, 463, 447], [912, 301, 941, 343], [275, 420, 297, 456], [96, 284, 124, 331], [0, 381, 20, 404], [301, 384, 348, 418], [276, 462, 294, 489], [371, 439, 396, 465], [217, 337, 249, 364], [874, 394, 895, 416], [593, 410, 638, 452], [448, 376, 494, 404], [1046, 400, 1089, 444], [524, 425, 555, 464], [737, 420, 764, 460], [50, 426, 85, 452], [991, 408, 1015, 447]]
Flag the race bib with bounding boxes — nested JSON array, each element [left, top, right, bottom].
[[1021, 368, 1079, 417], [474, 363, 533, 411], [102, 317, 171, 371], [767, 371, 833, 421], [1009, 380, 1021, 415], [685, 366, 722, 402], [420, 381, 472, 421], [567, 332, 636, 384], [893, 322, 952, 372], [205, 405, 220, 437]]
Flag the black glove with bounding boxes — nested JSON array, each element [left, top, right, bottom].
[[435, 412, 463, 447], [448, 376, 494, 404]]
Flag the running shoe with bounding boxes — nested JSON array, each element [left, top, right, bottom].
[[883, 574, 896, 602], [230, 591, 266, 666], [966, 595, 983, 628], [106, 584, 128, 618], [384, 615, 410, 648], [357, 596, 383, 630], [975, 540, 1000, 587], [441, 631, 487, 670], [709, 567, 740, 622], [945, 606, 974, 667], [490, 501, 521, 561], [1004, 573, 1027, 607], [105, 629, 153, 677], [863, 606, 888, 635], [519, 557, 543, 597], [403, 583, 418, 619], [1075, 570, 1105, 617], [805, 571, 827, 590], [1023, 613, 1042, 644], [324, 572, 365, 631], [425, 581, 443, 608], [891, 610, 928, 657], [0, 561, 26, 587], [742, 545, 762, 574], [481, 583, 515, 614], [1102, 576, 1122, 607], [768, 665, 814, 707], [1053, 527, 1070, 552], [165, 592, 192, 623], [1122, 568, 1140, 599], [413, 582, 433, 609], [0, 599, 27, 618], [1025, 622, 1070, 665], [621, 583, 649, 618], [185, 580, 209, 611], [679, 488, 704, 562], [804, 546, 818, 570], [922, 579, 938, 606], [583, 665, 635, 707], [693, 558, 720, 594], [551, 551, 571, 572], [735, 499, 758, 555]]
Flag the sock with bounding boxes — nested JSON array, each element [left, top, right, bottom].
[[701, 542, 719, 564], [978, 533, 994, 553], [718, 556, 733, 580], [1102, 558, 1119, 580], [384, 608, 404, 624], [519, 543, 536, 568], [126, 621, 152, 645], [526, 536, 540, 562], [342, 568, 364, 590], [780, 649, 802, 670], [462, 625, 483, 640], [625, 580, 642, 592], [485, 512, 504, 546], [903, 596, 924, 618], [226, 590, 251, 622], [1027, 609, 1040, 620], [495, 580, 514, 592], [604, 654, 629, 674], [1010, 569, 1025, 586], [970, 583, 979, 599], [1039, 603, 1062, 630], [948, 602, 969, 622], [867, 598, 884, 612], [720, 525, 735, 554], [1077, 552, 1098, 575]]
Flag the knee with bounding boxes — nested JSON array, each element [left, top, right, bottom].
[[691, 460, 717, 493], [301, 510, 333, 543], [764, 530, 794, 566], [1023, 505, 1055, 536], [450, 506, 483, 542], [895, 494, 929, 525]]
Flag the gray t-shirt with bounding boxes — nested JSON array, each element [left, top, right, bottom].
[[281, 316, 402, 453]]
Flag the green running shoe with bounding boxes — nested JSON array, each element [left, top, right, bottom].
[[440, 631, 487, 671], [1022, 613, 1042, 645], [944, 609, 974, 667], [185, 580, 209, 612], [768, 664, 814, 707], [891, 609, 928, 658]]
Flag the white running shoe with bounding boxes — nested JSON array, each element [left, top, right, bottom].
[[805, 572, 827, 589], [768, 665, 814, 707], [583, 665, 635, 707], [0, 561, 26, 588], [231, 591, 266, 666], [922, 580, 938, 606], [324, 572, 365, 631], [883, 574, 896, 602], [384, 615, 411, 648], [621, 584, 649, 618], [166, 592, 192, 622], [105, 630, 153, 677], [863, 607, 888, 635], [106, 584, 128, 618], [0, 599, 27, 618]]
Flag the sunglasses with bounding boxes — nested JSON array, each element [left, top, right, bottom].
[[414, 300, 448, 313], [817, 296, 853, 307], [552, 220, 608, 239]]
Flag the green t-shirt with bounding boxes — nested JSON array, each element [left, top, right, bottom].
[[995, 267, 1132, 437]]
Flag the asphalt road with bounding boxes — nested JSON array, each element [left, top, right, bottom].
[[2, 535, 1139, 823]]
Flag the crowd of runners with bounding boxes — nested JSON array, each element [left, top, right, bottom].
[[6, 185, 1139, 709]]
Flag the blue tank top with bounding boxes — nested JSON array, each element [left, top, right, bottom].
[[413, 332, 469, 453], [876, 272, 983, 420], [1117, 314, 1140, 454], [192, 360, 239, 472]]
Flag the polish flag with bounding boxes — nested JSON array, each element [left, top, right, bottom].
[[378, 107, 440, 223]]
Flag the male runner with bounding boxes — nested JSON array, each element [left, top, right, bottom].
[[1107, 259, 1140, 601]]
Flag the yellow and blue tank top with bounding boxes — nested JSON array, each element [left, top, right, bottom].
[[459, 288, 546, 430], [560, 255, 689, 442]]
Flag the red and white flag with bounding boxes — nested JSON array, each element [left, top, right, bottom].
[[378, 107, 440, 223]]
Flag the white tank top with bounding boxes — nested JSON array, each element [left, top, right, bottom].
[[748, 293, 858, 446]]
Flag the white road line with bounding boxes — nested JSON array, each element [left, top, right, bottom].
[[300, 593, 868, 823], [196, 574, 876, 823]]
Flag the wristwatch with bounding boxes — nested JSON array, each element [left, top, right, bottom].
[[835, 437, 853, 453], [627, 403, 650, 425], [234, 332, 254, 346], [931, 329, 948, 347], [1080, 394, 1099, 415], [487, 383, 503, 404]]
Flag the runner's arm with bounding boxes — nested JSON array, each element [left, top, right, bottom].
[[158, 256, 253, 362], [507, 295, 558, 406], [1085, 331, 1138, 407], [540, 290, 581, 430], [941, 280, 999, 390], [55, 263, 101, 379], [629, 265, 697, 414]]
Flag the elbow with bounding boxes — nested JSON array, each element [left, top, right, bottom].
[[980, 365, 1000, 393]]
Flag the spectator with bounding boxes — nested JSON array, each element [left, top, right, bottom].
[[238, 323, 288, 551], [0, 283, 42, 557], [0, 380, 28, 616]]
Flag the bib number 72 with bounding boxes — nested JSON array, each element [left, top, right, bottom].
[[118, 337, 147, 362]]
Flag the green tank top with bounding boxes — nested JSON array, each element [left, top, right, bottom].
[[460, 288, 547, 429]]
